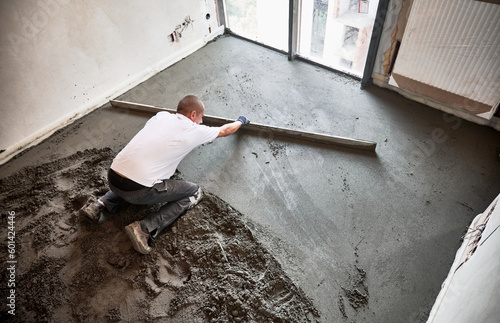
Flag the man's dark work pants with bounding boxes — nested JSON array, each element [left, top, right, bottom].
[[99, 169, 198, 238]]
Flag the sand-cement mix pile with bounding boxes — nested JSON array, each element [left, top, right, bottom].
[[0, 148, 321, 322]]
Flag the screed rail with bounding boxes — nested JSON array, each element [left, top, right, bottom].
[[109, 100, 377, 151]]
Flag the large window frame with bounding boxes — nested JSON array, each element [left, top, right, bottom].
[[222, 0, 390, 86]]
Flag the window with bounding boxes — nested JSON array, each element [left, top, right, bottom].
[[225, 0, 380, 78], [226, 0, 289, 52]]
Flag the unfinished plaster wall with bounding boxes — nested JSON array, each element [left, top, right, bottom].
[[0, 0, 222, 164], [372, 0, 408, 78], [428, 194, 500, 323]]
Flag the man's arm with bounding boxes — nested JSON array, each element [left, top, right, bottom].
[[217, 116, 249, 138]]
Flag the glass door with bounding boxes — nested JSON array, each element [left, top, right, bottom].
[[299, 0, 379, 77]]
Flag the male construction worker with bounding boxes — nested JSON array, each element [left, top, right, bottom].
[[80, 95, 249, 254]]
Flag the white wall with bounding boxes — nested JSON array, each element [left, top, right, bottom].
[[0, 0, 223, 163], [427, 194, 500, 323]]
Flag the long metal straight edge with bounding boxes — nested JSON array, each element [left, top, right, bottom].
[[109, 100, 377, 151]]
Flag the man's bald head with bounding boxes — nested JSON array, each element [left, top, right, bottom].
[[177, 95, 205, 117]]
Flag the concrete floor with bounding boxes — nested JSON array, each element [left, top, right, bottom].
[[3, 35, 500, 322]]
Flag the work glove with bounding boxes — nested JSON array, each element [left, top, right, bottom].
[[237, 116, 250, 126]]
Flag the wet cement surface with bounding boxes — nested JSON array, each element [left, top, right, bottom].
[[1, 35, 500, 322]]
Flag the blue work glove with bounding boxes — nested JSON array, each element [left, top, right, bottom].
[[237, 115, 250, 126]]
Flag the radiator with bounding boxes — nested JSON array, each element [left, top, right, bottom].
[[390, 0, 500, 118]]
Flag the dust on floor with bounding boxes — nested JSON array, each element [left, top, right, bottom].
[[0, 148, 320, 322]]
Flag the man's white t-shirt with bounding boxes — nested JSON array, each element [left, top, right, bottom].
[[111, 112, 220, 187]]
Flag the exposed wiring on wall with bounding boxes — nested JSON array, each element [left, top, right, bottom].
[[169, 16, 195, 42], [479, 224, 500, 247], [455, 201, 497, 272]]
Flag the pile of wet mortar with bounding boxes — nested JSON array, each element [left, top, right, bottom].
[[0, 148, 320, 322]]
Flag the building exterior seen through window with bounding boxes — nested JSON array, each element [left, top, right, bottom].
[[226, 0, 379, 77]]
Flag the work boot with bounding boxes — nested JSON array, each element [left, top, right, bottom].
[[80, 201, 104, 221], [125, 221, 152, 254], [188, 187, 203, 210]]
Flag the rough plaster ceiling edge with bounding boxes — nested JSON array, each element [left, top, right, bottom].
[[373, 73, 500, 131], [0, 28, 224, 166]]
